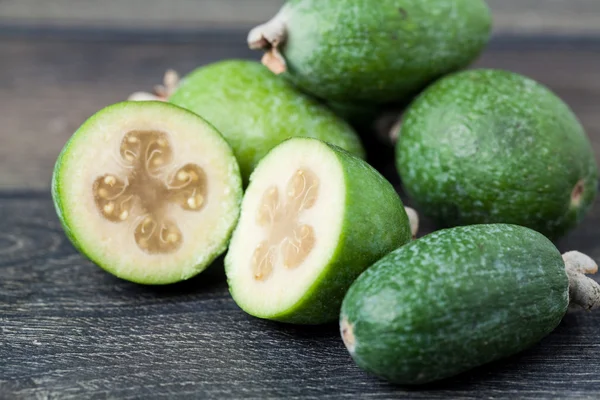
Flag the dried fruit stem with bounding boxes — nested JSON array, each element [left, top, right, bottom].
[[340, 317, 356, 353], [247, 11, 288, 75], [563, 251, 600, 310], [128, 69, 180, 102], [261, 51, 287, 75], [404, 207, 419, 239], [570, 180, 585, 207]]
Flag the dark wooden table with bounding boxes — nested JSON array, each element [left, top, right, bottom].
[[2, 32, 600, 399]]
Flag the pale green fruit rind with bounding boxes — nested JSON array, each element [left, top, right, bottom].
[[169, 60, 365, 183], [396, 69, 599, 239], [341, 224, 569, 384], [226, 138, 412, 324], [52, 101, 243, 285], [275, 0, 491, 103]]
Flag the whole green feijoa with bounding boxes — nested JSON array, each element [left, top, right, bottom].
[[396, 69, 599, 239], [168, 60, 365, 183], [226, 138, 412, 324], [248, 0, 492, 104], [340, 224, 600, 385], [52, 101, 243, 284]]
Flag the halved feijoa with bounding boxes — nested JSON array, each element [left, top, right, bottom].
[[52, 101, 243, 284], [225, 137, 412, 324]]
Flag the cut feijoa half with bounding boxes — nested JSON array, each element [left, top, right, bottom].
[[225, 137, 412, 324], [52, 101, 243, 284]]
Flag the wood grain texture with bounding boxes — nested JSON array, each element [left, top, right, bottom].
[[1, 0, 599, 35], [1, 192, 600, 399], [1, 37, 600, 189], [2, 32, 600, 399]]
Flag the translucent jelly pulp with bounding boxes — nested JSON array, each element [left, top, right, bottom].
[[252, 169, 319, 281], [92, 130, 208, 254]]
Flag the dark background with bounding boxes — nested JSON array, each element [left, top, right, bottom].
[[2, 1, 600, 399]]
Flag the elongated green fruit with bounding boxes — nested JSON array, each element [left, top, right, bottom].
[[52, 101, 243, 284], [167, 60, 365, 183], [396, 69, 598, 239], [226, 138, 412, 324], [341, 224, 600, 384], [249, 0, 491, 104]]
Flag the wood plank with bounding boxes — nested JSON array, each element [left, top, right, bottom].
[[1, 38, 600, 189], [0, 0, 599, 35], [0, 0, 285, 29], [0, 193, 599, 399], [3, 33, 600, 399], [491, 0, 600, 35]]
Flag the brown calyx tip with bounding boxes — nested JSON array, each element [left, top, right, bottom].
[[571, 179, 585, 207], [128, 69, 180, 102], [248, 12, 288, 74], [563, 251, 600, 311], [340, 317, 356, 353], [262, 50, 287, 75]]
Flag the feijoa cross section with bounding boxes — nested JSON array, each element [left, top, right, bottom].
[[52, 101, 243, 284], [169, 60, 365, 183], [225, 138, 412, 324], [341, 224, 600, 384], [396, 69, 599, 239], [249, 0, 492, 104]]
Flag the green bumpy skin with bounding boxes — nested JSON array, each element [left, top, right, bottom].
[[264, 0, 491, 104], [226, 139, 412, 324], [341, 224, 569, 385], [396, 69, 599, 239], [169, 60, 365, 183]]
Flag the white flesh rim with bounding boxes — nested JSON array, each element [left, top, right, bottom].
[[57, 102, 241, 284], [226, 139, 345, 317]]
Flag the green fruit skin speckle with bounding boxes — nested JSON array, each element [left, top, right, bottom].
[[277, 0, 491, 104], [341, 224, 569, 385], [169, 60, 365, 183], [227, 139, 412, 324], [396, 69, 599, 239]]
